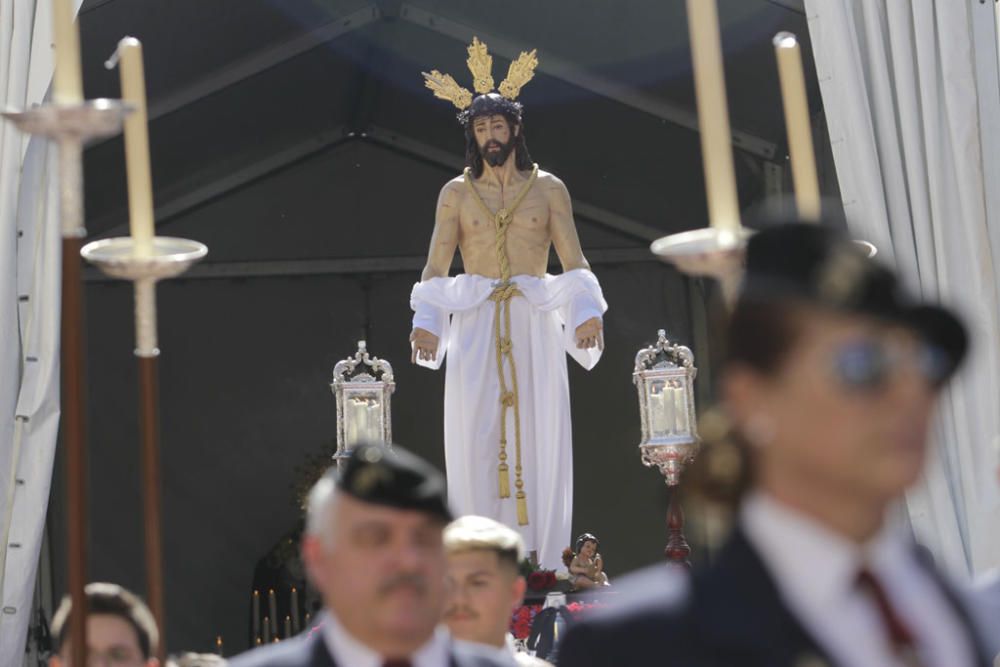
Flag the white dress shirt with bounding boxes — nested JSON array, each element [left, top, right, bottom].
[[741, 492, 976, 667], [452, 635, 547, 667], [321, 613, 452, 667]]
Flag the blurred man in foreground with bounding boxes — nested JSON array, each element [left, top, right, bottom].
[[230, 443, 507, 667]]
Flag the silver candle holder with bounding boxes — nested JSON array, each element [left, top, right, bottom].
[[650, 227, 753, 304], [2, 96, 132, 667], [80, 236, 207, 356], [2, 99, 132, 237]]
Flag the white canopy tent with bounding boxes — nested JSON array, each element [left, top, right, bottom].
[[0, 0, 74, 663], [805, 0, 1000, 577]]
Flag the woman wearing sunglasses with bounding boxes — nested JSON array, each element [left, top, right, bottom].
[[560, 222, 993, 667]]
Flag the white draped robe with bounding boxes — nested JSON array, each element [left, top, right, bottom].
[[411, 269, 607, 569]]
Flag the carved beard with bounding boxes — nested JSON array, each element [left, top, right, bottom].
[[480, 136, 515, 167]]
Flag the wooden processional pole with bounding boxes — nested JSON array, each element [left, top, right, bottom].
[[81, 37, 208, 663], [2, 2, 130, 664], [52, 2, 92, 665]]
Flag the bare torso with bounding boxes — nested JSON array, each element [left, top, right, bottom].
[[421, 164, 590, 282], [411, 160, 602, 361], [451, 168, 559, 278]]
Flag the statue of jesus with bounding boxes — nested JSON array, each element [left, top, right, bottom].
[[410, 40, 607, 569]]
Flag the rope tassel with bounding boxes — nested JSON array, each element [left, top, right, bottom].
[[516, 491, 529, 526], [465, 165, 539, 527], [498, 462, 511, 498]]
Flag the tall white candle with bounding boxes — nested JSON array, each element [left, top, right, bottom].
[[52, 0, 83, 103], [251, 590, 260, 640], [268, 589, 278, 632], [685, 0, 741, 232], [116, 37, 155, 257], [290, 587, 300, 633], [773, 32, 821, 221]]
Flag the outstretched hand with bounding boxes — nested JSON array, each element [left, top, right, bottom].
[[410, 327, 440, 363], [575, 317, 604, 351]]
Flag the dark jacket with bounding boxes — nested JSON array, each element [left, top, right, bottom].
[[558, 528, 992, 667]]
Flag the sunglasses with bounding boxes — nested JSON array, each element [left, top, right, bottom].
[[832, 338, 951, 391]]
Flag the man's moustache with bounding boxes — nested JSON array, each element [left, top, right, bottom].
[[444, 605, 479, 620], [378, 573, 428, 596]]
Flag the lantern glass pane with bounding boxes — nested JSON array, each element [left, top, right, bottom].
[[344, 388, 384, 446], [672, 378, 689, 435], [647, 377, 676, 438]]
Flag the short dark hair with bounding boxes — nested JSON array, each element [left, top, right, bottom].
[[51, 582, 159, 659], [574, 533, 599, 554]]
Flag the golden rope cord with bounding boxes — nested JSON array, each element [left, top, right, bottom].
[[463, 164, 539, 526]]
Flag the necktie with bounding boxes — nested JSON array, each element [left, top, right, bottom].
[[857, 568, 925, 667]]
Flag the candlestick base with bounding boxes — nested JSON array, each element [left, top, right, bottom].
[[854, 239, 877, 258], [80, 236, 207, 282], [640, 440, 699, 487], [2, 99, 132, 141], [650, 227, 753, 303], [650, 227, 751, 277]]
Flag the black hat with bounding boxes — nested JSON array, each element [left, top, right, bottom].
[[739, 223, 968, 377], [338, 443, 453, 522]]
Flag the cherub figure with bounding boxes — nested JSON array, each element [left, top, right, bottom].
[[564, 533, 609, 590]]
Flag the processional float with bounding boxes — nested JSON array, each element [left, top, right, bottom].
[[3, 3, 206, 661]]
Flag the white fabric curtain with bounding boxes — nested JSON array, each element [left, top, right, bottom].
[[805, 0, 1000, 577], [0, 0, 70, 663]]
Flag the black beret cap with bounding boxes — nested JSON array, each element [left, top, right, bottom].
[[338, 443, 453, 522], [740, 222, 968, 378]]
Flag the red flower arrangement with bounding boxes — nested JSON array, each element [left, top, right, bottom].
[[510, 604, 540, 638], [509, 600, 611, 638], [526, 570, 557, 591]]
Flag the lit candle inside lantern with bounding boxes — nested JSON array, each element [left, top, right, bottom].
[[251, 590, 260, 640], [268, 589, 278, 632], [674, 383, 688, 435], [52, 0, 83, 103], [290, 587, 300, 633], [215, 636, 223, 656], [262, 616, 271, 643], [284, 616, 291, 640], [685, 0, 741, 232], [773, 32, 821, 221], [115, 37, 155, 257], [304, 612, 311, 628]]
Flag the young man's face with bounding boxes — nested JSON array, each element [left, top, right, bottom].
[[444, 549, 525, 648], [50, 613, 155, 667]]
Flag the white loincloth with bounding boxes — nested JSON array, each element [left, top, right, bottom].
[[411, 269, 607, 569]]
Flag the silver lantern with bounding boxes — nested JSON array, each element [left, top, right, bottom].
[[331, 341, 395, 468], [633, 330, 699, 486]]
